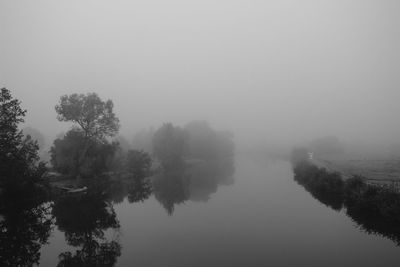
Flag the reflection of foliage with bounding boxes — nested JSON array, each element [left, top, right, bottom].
[[153, 159, 235, 214], [127, 179, 153, 203], [152, 164, 189, 215], [57, 240, 121, 267], [150, 121, 235, 214], [293, 162, 344, 210], [53, 193, 119, 244], [293, 161, 400, 246], [53, 193, 121, 266], [0, 202, 53, 267]]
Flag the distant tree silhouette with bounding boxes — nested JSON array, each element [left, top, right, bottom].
[[126, 149, 152, 178], [132, 127, 155, 154], [184, 120, 235, 176], [152, 123, 187, 167]]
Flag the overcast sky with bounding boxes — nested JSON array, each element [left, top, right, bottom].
[[1, 0, 399, 146]]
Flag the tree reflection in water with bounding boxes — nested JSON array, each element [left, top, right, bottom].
[[127, 178, 153, 204], [0, 157, 233, 265], [152, 159, 235, 215], [0, 198, 53, 266], [293, 162, 400, 246], [53, 190, 121, 267]]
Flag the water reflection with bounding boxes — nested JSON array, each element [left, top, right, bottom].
[[127, 178, 153, 204], [53, 190, 121, 266], [0, 157, 234, 265], [293, 162, 400, 246], [152, 159, 235, 215], [0, 197, 53, 266]]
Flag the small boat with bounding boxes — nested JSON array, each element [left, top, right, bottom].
[[67, 186, 88, 193], [57, 186, 88, 194]]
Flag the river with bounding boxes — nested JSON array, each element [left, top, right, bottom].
[[5, 154, 400, 266]]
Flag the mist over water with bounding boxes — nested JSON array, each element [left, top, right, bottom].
[[1, 1, 400, 266]]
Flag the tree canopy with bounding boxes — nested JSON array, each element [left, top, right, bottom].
[[152, 123, 187, 167], [55, 93, 120, 141], [0, 88, 44, 188]]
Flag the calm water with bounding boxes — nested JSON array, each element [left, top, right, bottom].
[[6, 154, 400, 266]]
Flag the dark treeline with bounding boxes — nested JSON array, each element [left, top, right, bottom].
[[291, 149, 400, 246]]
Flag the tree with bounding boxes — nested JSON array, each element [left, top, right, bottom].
[[22, 126, 45, 151], [152, 123, 187, 167], [55, 93, 120, 141], [55, 93, 120, 174], [0, 88, 45, 188], [50, 129, 118, 177], [125, 150, 152, 178]]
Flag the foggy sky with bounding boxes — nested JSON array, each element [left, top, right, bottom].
[[1, 0, 399, 146]]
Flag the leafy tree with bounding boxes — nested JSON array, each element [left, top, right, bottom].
[[0, 88, 45, 188], [184, 121, 235, 176], [50, 129, 118, 177], [55, 93, 120, 141], [54, 93, 120, 174], [22, 126, 45, 151], [125, 150, 152, 178], [152, 123, 187, 167]]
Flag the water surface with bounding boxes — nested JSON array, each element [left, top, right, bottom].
[[9, 154, 400, 266]]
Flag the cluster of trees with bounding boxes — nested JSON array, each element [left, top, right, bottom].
[[50, 93, 152, 179], [1, 88, 234, 186], [150, 121, 235, 214], [0, 88, 47, 197], [152, 121, 235, 170], [293, 162, 344, 210], [292, 160, 400, 246], [0, 88, 236, 265]]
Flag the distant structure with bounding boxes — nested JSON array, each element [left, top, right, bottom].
[[308, 152, 314, 160]]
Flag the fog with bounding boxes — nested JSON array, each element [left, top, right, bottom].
[[1, 0, 400, 148]]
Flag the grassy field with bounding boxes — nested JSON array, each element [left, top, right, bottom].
[[316, 155, 400, 181]]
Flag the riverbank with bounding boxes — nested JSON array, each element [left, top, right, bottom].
[[292, 160, 400, 246]]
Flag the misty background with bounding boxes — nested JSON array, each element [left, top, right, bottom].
[[1, 0, 399, 149]]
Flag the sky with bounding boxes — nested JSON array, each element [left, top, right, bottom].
[[1, 0, 399, 146]]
